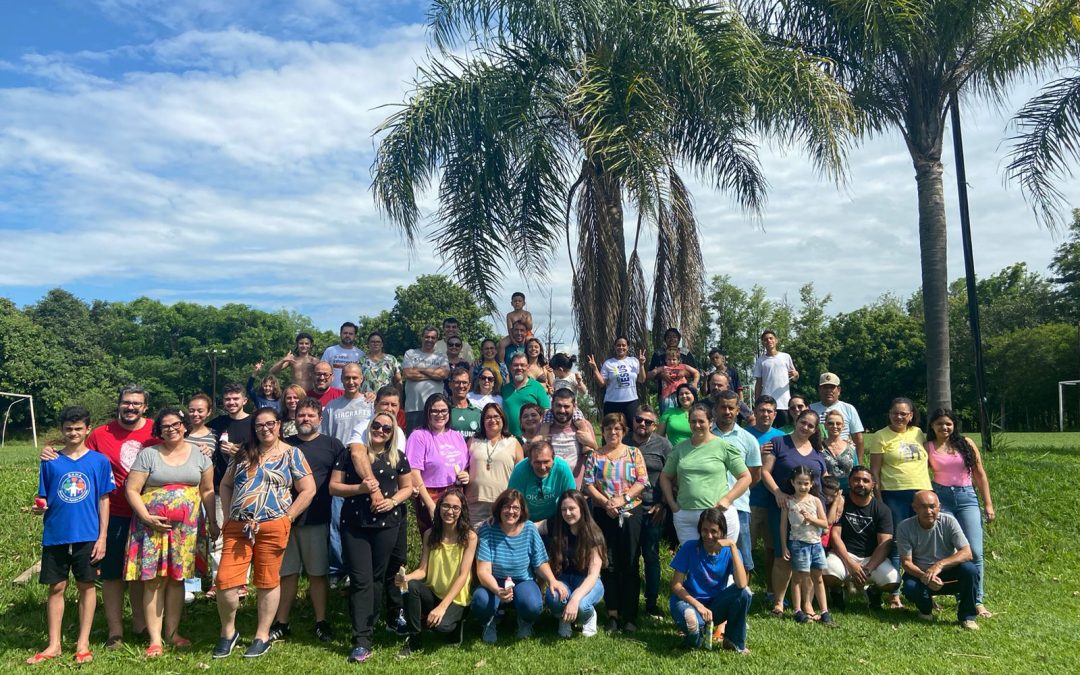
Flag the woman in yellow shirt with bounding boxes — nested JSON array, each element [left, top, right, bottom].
[[868, 396, 929, 608], [396, 489, 477, 656]]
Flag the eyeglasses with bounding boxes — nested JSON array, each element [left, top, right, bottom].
[[316, 372, 332, 379], [890, 411, 912, 418], [479, 376, 495, 382], [120, 401, 144, 408], [160, 421, 184, 432], [441, 504, 462, 513], [430, 409, 450, 417], [634, 416, 656, 426], [483, 415, 502, 422], [448, 342, 463, 348], [254, 421, 279, 430], [452, 380, 470, 386], [371, 422, 394, 434]]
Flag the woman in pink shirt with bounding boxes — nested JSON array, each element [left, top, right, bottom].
[[926, 408, 995, 617], [406, 393, 470, 534]]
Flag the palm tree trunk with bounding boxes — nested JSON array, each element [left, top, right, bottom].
[[913, 153, 952, 412]]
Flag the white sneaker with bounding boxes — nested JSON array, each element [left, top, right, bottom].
[[184, 591, 196, 604], [558, 620, 572, 638], [581, 611, 598, 637]]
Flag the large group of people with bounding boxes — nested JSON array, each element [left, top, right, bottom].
[[29, 302, 997, 665]]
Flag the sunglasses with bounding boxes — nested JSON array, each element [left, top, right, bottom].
[[634, 416, 656, 426], [479, 376, 495, 382], [371, 422, 394, 434]]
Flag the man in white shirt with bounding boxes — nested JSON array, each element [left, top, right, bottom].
[[753, 329, 799, 426], [320, 321, 364, 389], [810, 372, 866, 463]]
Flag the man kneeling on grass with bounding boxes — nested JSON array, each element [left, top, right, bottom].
[[895, 490, 980, 630]]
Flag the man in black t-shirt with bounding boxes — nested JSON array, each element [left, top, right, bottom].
[[270, 398, 344, 643], [824, 466, 901, 608], [207, 383, 252, 491]]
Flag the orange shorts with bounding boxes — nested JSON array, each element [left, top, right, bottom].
[[215, 517, 291, 590]]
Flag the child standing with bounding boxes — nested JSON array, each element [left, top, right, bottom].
[[29, 405, 116, 665], [780, 466, 834, 625], [505, 292, 533, 337], [246, 361, 282, 411]]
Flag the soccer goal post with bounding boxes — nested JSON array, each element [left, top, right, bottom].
[[1059, 380, 1080, 432], [0, 391, 38, 448]]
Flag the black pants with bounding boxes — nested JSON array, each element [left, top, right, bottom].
[[602, 399, 638, 428], [343, 524, 400, 649], [404, 580, 466, 636], [383, 519, 408, 622], [593, 504, 643, 623]]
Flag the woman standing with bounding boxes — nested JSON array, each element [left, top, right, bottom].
[[473, 339, 509, 390], [124, 408, 215, 657], [926, 408, 995, 617], [759, 408, 829, 616], [470, 489, 568, 643], [360, 331, 402, 394], [659, 403, 751, 546], [524, 338, 554, 393], [396, 489, 477, 657], [330, 412, 414, 664], [466, 404, 524, 525], [657, 384, 696, 446], [405, 393, 470, 534], [868, 397, 929, 609], [822, 410, 859, 490], [214, 407, 315, 659], [467, 367, 504, 409], [586, 337, 646, 425], [545, 490, 606, 638], [278, 384, 307, 439], [583, 414, 648, 633]]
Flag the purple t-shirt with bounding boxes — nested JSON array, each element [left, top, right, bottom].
[[769, 434, 828, 497], [405, 428, 469, 489]]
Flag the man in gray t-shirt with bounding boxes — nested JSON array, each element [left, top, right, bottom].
[[895, 490, 979, 628], [402, 326, 450, 434]]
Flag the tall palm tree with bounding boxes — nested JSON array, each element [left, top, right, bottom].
[[372, 0, 854, 367], [1006, 66, 1080, 228], [740, 0, 1079, 411]]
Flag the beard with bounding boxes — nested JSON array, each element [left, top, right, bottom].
[[297, 423, 316, 435], [513, 373, 525, 383], [553, 412, 572, 425]]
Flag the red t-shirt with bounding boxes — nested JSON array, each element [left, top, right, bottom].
[[307, 387, 344, 408], [86, 419, 160, 518]]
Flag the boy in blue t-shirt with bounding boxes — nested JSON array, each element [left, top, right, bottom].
[[28, 406, 115, 666]]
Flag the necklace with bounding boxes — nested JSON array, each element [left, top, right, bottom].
[[484, 437, 499, 471]]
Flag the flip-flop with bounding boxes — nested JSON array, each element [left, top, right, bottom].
[[144, 645, 164, 658], [170, 634, 192, 648], [976, 605, 993, 618], [26, 652, 60, 665], [74, 651, 93, 665], [769, 607, 784, 617]]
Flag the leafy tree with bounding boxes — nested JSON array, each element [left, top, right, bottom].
[[742, 0, 1080, 412], [986, 323, 1079, 429], [787, 282, 838, 388], [357, 275, 498, 356], [1049, 208, 1080, 321], [704, 274, 793, 391], [372, 0, 854, 372]]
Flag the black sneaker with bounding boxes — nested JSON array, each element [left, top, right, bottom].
[[866, 590, 884, 611], [314, 621, 334, 642], [385, 609, 408, 635], [212, 632, 240, 659], [830, 588, 846, 612], [243, 638, 272, 658], [605, 618, 619, 633], [268, 621, 290, 642], [396, 637, 421, 659]]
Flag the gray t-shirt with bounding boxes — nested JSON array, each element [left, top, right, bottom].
[[895, 512, 969, 570], [130, 443, 213, 487], [322, 395, 375, 445], [402, 348, 450, 413]]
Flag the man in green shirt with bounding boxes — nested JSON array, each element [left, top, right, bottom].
[[448, 367, 481, 439], [501, 353, 551, 437], [507, 441, 575, 529]]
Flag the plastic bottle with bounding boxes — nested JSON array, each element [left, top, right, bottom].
[[398, 565, 408, 594], [704, 620, 714, 649]]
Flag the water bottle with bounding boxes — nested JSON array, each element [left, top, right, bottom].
[[704, 620, 714, 649], [504, 576, 515, 592], [397, 565, 408, 594]]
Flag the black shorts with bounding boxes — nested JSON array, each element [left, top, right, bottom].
[[99, 515, 131, 581], [40, 542, 98, 585]]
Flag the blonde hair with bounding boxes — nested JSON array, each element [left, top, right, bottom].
[[367, 412, 401, 469]]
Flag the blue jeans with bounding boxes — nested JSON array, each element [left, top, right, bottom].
[[736, 510, 754, 572], [902, 561, 978, 621], [669, 585, 752, 650], [545, 573, 604, 620], [934, 483, 985, 604], [471, 579, 544, 625], [881, 489, 919, 594], [329, 495, 344, 577], [639, 511, 665, 610]]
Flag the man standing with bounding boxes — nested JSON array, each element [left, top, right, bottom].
[[539, 388, 597, 486], [448, 367, 482, 439], [501, 353, 551, 438], [896, 491, 979, 629], [810, 372, 866, 463], [630, 406, 672, 618], [402, 326, 450, 434], [753, 329, 799, 426], [270, 332, 320, 391], [320, 321, 364, 389], [711, 390, 762, 573], [443, 337, 471, 374], [434, 317, 475, 363], [824, 466, 900, 609], [271, 398, 344, 643], [307, 361, 345, 407], [207, 383, 252, 597], [746, 394, 784, 597], [507, 440, 575, 526], [646, 327, 698, 402], [498, 320, 529, 371]]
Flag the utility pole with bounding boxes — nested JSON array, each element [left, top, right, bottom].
[[205, 347, 228, 409]]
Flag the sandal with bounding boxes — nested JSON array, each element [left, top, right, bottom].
[[794, 610, 811, 624], [144, 645, 164, 658], [170, 634, 192, 648], [74, 651, 93, 665], [26, 652, 59, 665], [769, 607, 784, 618], [976, 604, 993, 618]]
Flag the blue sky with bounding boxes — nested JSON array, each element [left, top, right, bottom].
[[2, 0, 1076, 343]]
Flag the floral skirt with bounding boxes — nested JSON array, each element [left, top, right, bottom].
[[124, 484, 209, 581]]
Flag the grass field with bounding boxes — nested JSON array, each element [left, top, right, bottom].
[[2, 433, 1079, 673]]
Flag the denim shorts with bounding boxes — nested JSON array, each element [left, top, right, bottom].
[[789, 539, 826, 572]]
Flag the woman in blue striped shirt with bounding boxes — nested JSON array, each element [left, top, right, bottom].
[[471, 489, 568, 643]]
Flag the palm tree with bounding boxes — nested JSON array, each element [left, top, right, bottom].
[[1006, 67, 1080, 228], [372, 0, 854, 368], [740, 0, 1079, 411]]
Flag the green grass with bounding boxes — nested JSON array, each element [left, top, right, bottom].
[[2, 435, 1080, 673]]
